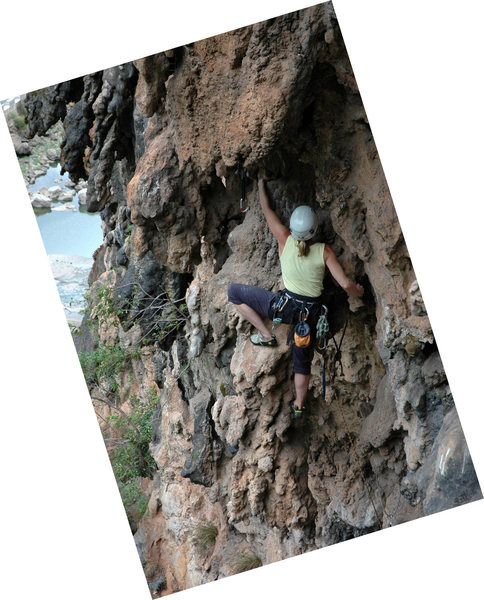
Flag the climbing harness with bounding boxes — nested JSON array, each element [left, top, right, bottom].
[[270, 290, 327, 350], [239, 166, 249, 213]]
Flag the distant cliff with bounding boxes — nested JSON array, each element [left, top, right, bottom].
[[24, 2, 481, 595]]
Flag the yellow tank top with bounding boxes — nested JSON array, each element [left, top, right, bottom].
[[280, 236, 325, 297]]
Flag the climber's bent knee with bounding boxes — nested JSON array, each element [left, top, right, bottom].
[[227, 283, 275, 319]]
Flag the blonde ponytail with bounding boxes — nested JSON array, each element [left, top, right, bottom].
[[297, 240, 310, 257]]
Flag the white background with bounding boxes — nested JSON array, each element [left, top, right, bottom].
[[0, 1, 483, 599]]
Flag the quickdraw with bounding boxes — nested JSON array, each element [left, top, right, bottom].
[[315, 305, 330, 401], [316, 305, 330, 352]]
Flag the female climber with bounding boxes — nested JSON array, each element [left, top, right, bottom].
[[228, 177, 364, 419]]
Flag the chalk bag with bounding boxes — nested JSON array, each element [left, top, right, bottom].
[[294, 319, 311, 348]]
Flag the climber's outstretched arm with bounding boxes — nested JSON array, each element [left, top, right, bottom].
[[324, 244, 364, 297], [258, 178, 290, 253]]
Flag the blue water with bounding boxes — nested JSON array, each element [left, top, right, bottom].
[[29, 165, 71, 193], [31, 165, 103, 258]]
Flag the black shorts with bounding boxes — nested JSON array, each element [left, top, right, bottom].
[[228, 283, 321, 375]]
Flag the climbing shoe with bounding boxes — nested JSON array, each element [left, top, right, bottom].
[[290, 401, 305, 420], [249, 332, 278, 347]]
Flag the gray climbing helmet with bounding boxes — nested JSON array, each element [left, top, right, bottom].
[[289, 205, 317, 241]]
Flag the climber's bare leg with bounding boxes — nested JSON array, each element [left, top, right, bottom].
[[294, 373, 310, 409], [236, 303, 272, 341]]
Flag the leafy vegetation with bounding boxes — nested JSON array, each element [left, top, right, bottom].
[[109, 391, 158, 480], [79, 342, 136, 393], [117, 479, 149, 523], [9, 100, 27, 130], [76, 334, 157, 528], [88, 282, 121, 329], [109, 390, 158, 521], [107, 390, 159, 520], [11, 111, 26, 130], [79, 340, 158, 526], [80, 276, 188, 529]]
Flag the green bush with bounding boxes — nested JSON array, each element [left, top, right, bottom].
[[109, 392, 158, 479], [118, 479, 149, 523], [15, 100, 27, 116], [88, 283, 120, 329], [79, 343, 133, 392], [108, 391, 159, 518], [11, 112, 26, 130], [80, 341, 158, 524]]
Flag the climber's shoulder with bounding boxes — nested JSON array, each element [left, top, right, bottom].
[[266, 217, 289, 247], [324, 244, 335, 262], [277, 228, 291, 255]]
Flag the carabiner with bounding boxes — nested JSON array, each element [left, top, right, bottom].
[[299, 307, 309, 322]]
